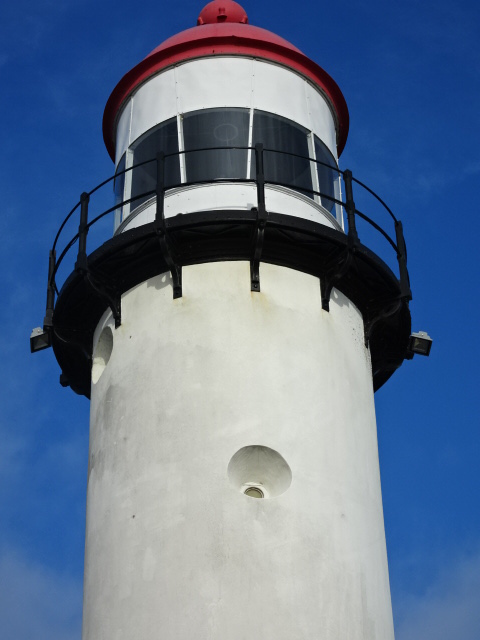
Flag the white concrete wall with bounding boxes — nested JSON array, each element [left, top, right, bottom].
[[83, 261, 394, 640]]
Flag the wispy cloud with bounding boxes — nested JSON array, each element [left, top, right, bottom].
[[0, 549, 82, 640], [463, 161, 480, 177], [395, 548, 480, 640]]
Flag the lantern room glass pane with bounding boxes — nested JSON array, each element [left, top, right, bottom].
[[314, 136, 338, 214], [252, 111, 313, 198], [183, 108, 250, 183], [114, 153, 126, 205], [131, 118, 180, 210], [113, 153, 126, 227]]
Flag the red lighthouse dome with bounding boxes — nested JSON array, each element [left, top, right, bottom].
[[103, 0, 349, 159]]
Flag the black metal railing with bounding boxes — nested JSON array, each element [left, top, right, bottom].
[[41, 143, 411, 337]]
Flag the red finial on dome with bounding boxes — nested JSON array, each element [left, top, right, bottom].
[[197, 0, 248, 25], [103, 1, 349, 160]]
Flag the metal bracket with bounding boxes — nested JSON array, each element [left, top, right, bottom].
[[55, 327, 93, 395], [156, 227, 183, 299], [250, 206, 267, 292], [59, 370, 88, 397], [71, 190, 122, 327], [319, 168, 360, 311], [364, 298, 402, 348], [53, 325, 92, 360], [85, 271, 122, 328], [155, 152, 182, 299], [251, 143, 268, 293], [320, 243, 355, 311], [74, 235, 122, 328]]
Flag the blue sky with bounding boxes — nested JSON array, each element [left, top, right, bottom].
[[1, 0, 479, 638]]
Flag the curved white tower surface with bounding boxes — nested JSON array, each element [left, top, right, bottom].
[[86, 264, 394, 639], [32, 1, 422, 639]]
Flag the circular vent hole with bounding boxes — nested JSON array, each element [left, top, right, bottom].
[[228, 445, 292, 499], [244, 486, 264, 499]]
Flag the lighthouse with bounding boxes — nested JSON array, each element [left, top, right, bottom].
[[31, 1, 432, 638]]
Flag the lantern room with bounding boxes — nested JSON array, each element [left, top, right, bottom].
[[104, 0, 349, 234]]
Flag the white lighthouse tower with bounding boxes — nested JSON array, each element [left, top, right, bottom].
[[31, 1, 432, 638]]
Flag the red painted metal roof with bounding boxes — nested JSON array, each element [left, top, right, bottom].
[[103, 0, 349, 160]]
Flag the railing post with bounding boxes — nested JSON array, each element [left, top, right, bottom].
[[43, 249, 56, 330], [254, 143, 267, 220], [395, 220, 412, 301], [251, 144, 268, 292], [343, 170, 359, 245], [155, 151, 182, 298], [155, 152, 165, 226], [75, 192, 89, 272]]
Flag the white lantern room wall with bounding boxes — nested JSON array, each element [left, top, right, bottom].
[[113, 57, 343, 234]]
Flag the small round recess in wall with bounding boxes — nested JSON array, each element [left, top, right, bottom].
[[91, 326, 113, 384], [228, 445, 292, 499]]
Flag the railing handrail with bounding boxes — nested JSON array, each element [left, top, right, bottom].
[[53, 146, 343, 252], [45, 144, 411, 326]]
